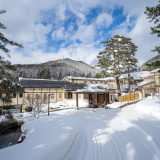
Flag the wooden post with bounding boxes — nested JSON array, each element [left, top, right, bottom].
[[48, 94, 50, 116], [104, 93, 106, 105], [76, 93, 79, 109]]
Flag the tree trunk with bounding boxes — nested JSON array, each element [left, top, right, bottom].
[[128, 68, 131, 93], [116, 77, 121, 96]]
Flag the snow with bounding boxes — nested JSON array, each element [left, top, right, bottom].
[[0, 115, 6, 122], [42, 99, 89, 111], [107, 101, 127, 108], [1, 98, 160, 160], [120, 84, 136, 91], [151, 68, 160, 73], [75, 84, 117, 93], [120, 71, 153, 80], [64, 76, 115, 81], [138, 79, 155, 87], [75, 84, 106, 93], [19, 77, 56, 81]]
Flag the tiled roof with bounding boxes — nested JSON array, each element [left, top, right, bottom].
[[62, 83, 86, 91], [20, 78, 70, 88], [19, 78, 86, 91]]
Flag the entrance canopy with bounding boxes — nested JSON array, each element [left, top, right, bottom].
[[74, 87, 107, 94], [74, 84, 116, 94]]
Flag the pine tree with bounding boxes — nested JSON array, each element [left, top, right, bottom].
[[58, 71, 62, 80], [124, 53, 138, 93], [44, 69, 51, 79], [144, 1, 160, 53], [97, 35, 138, 95], [37, 69, 51, 79], [0, 10, 23, 106], [144, 2, 160, 71], [94, 73, 103, 78]]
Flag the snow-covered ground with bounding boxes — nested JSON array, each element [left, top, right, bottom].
[[42, 98, 89, 111], [0, 97, 160, 160]]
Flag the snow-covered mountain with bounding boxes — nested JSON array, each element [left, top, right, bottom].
[[11, 58, 98, 80], [138, 55, 160, 71]]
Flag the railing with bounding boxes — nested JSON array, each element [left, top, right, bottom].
[[119, 93, 139, 102]]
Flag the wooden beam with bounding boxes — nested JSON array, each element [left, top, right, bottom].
[[76, 93, 79, 109]]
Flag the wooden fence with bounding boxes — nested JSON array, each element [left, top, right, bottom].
[[119, 93, 139, 102]]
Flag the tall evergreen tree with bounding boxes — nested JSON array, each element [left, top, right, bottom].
[[144, 1, 160, 70], [0, 10, 23, 106], [44, 68, 51, 79], [97, 35, 138, 95], [58, 71, 62, 80], [124, 51, 138, 93], [37, 68, 51, 79], [144, 1, 160, 53]]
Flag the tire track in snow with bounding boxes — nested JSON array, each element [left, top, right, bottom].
[[105, 117, 160, 160], [105, 128, 125, 160], [104, 122, 132, 160], [122, 119, 160, 159], [64, 109, 160, 160]]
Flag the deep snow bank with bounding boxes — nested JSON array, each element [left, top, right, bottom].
[[0, 110, 79, 160]]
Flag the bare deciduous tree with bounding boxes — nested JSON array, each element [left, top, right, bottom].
[[24, 94, 47, 119]]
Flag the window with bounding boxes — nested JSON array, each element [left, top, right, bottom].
[[27, 94, 30, 100], [68, 92, 72, 99], [111, 95, 114, 101], [36, 94, 39, 99], [50, 94, 54, 99], [13, 93, 16, 98], [59, 93, 61, 98], [19, 92, 23, 98], [44, 94, 47, 99]]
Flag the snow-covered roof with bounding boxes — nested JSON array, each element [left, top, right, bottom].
[[63, 76, 115, 81], [138, 80, 155, 87], [74, 86, 107, 94], [120, 71, 154, 80], [151, 68, 160, 73], [64, 71, 154, 82], [97, 84, 117, 90], [19, 77, 56, 81], [74, 83, 116, 94], [120, 84, 136, 92]]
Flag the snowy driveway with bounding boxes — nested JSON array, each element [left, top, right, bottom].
[[0, 98, 160, 160]]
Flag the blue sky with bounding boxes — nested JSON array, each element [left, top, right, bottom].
[[0, 0, 159, 67]]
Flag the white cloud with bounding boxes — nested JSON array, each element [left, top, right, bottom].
[[4, 43, 102, 66], [73, 24, 95, 43], [128, 14, 159, 66], [51, 27, 65, 41], [117, 0, 158, 16], [95, 13, 113, 28], [0, 0, 158, 68]]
